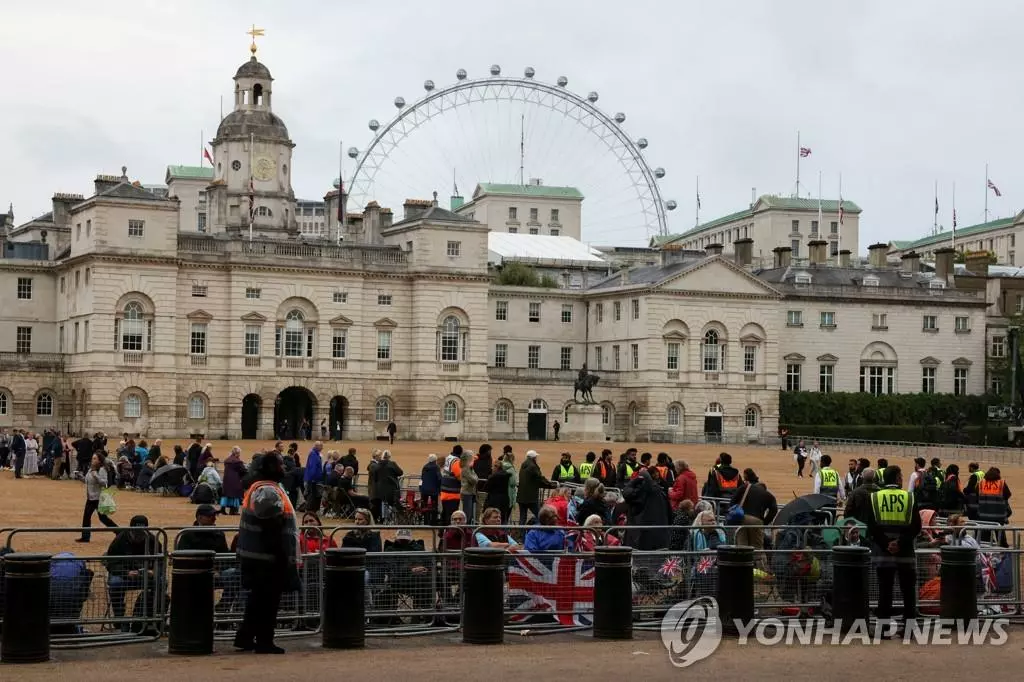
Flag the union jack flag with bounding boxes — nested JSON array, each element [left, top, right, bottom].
[[799, 147, 812, 157], [507, 555, 594, 626], [988, 179, 1002, 197]]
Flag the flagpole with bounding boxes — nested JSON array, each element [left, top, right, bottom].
[[695, 175, 700, 227], [951, 182, 957, 251], [248, 132, 254, 242], [933, 180, 938, 236], [816, 170, 822, 238], [795, 131, 801, 197], [337, 140, 345, 245], [200, 130, 204, 167], [837, 174, 843, 259], [985, 163, 989, 224]]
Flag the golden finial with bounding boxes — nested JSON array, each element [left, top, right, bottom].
[[247, 24, 265, 56]]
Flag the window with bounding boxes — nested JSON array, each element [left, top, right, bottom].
[[528, 345, 540, 369], [667, 342, 680, 370], [811, 220, 819, 235], [58, 325, 64, 354], [1011, 251, 1016, 266], [992, 376, 1004, 395], [786, 364, 801, 391], [595, 346, 603, 370], [529, 227, 539, 235], [508, 207, 517, 220], [75, 271, 80, 288], [245, 325, 261, 356], [190, 323, 207, 355], [872, 313, 888, 330], [85, 268, 90, 285], [74, 322, 79, 352], [992, 336, 1006, 358], [529, 208, 538, 221], [495, 402, 510, 423], [791, 219, 800, 233], [36, 393, 53, 417], [631, 299, 640, 320], [550, 228, 559, 237], [860, 366, 895, 395], [702, 330, 720, 372], [84, 321, 89, 351], [787, 310, 803, 327], [495, 300, 508, 321], [551, 209, 559, 222], [667, 405, 681, 427], [16, 277, 32, 300], [443, 400, 459, 423], [245, 287, 261, 299], [284, 310, 305, 357], [331, 329, 347, 359], [613, 301, 621, 321], [76, 223, 81, 241], [613, 345, 621, 371], [508, 227, 517, 234], [923, 315, 937, 331], [819, 364, 834, 393], [0, 391, 7, 416], [561, 304, 573, 324], [954, 368, 968, 396], [631, 343, 639, 370], [333, 291, 348, 304], [601, 405, 610, 426], [188, 395, 206, 420], [560, 347, 572, 370], [632, 405, 640, 426], [120, 302, 149, 351], [830, 221, 838, 234], [791, 240, 800, 257], [529, 302, 541, 323], [438, 316, 463, 362], [127, 219, 145, 238], [60, 277, 65, 294], [955, 316, 970, 332], [377, 331, 392, 360], [820, 311, 835, 327], [744, 407, 759, 428], [494, 343, 508, 368], [375, 399, 391, 422], [1018, 295, 1024, 314], [377, 294, 392, 306], [596, 303, 604, 323], [743, 345, 756, 373], [446, 241, 461, 257], [922, 367, 936, 394], [16, 326, 32, 354], [124, 394, 142, 418], [256, 206, 272, 217], [191, 285, 208, 297], [197, 213, 207, 232]]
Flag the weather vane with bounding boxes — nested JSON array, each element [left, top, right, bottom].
[[247, 24, 265, 56]]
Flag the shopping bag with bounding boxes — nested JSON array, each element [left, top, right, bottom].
[[98, 487, 117, 516]]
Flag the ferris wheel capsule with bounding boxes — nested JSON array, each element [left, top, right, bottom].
[[614, 112, 626, 124], [456, 68, 467, 80], [424, 80, 435, 92], [490, 64, 501, 76], [654, 167, 666, 179], [637, 137, 648, 149], [587, 91, 599, 103], [347, 147, 359, 159], [665, 200, 678, 211], [368, 119, 380, 132], [394, 96, 406, 109], [557, 76, 568, 87], [524, 66, 535, 78]]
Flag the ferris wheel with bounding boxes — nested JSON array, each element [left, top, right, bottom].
[[344, 65, 677, 243]]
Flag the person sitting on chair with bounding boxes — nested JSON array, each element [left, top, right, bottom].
[[380, 528, 434, 623], [103, 515, 164, 633], [177, 505, 239, 614]]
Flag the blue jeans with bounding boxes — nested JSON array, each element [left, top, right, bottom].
[[461, 494, 477, 523]]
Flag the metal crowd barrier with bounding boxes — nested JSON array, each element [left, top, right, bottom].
[[784, 435, 1024, 466]]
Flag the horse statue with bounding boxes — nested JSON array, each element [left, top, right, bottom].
[[574, 373, 600, 405]]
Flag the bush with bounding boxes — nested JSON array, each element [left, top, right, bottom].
[[785, 424, 1009, 446], [494, 262, 558, 288], [779, 392, 989, 427]]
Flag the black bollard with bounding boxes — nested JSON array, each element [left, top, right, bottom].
[[1, 553, 51, 664], [831, 546, 870, 631], [593, 546, 633, 640], [940, 545, 978, 623], [168, 550, 215, 656], [462, 547, 505, 644], [716, 545, 754, 635], [322, 548, 366, 649]]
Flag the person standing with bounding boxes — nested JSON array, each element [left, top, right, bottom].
[[439, 446, 463, 527], [867, 466, 921, 634], [517, 450, 556, 525], [320, 418, 327, 439], [551, 452, 580, 484], [303, 441, 324, 515], [807, 441, 822, 478], [221, 447, 247, 515], [552, 420, 561, 441], [0, 428, 9, 470], [486, 452, 515, 523], [731, 469, 777, 549], [793, 440, 808, 478], [23, 432, 39, 476], [235, 452, 300, 654], [419, 454, 441, 526], [578, 452, 596, 481], [977, 467, 1011, 546], [376, 450, 404, 521], [76, 454, 118, 543], [386, 420, 397, 445], [10, 429, 26, 479], [186, 437, 203, 481], [813, 455, 845, 502]]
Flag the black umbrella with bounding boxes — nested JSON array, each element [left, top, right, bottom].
[[150, 464, 188, 490], [773, 493, 837, 526]]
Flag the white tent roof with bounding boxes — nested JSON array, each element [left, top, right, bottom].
[[487, 232, 607, 264]]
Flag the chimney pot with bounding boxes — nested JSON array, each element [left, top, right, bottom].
[[900, 251, 921, 273], [772, 246, 793, 269], [964, 250, 990, 278], [839, 249, 851, 268], [808, 239, 828, 265], [733, 238, 753, 267], [867, 242, 889, 268], [934, 247, 956, 284], [705, 243, 723, 257]]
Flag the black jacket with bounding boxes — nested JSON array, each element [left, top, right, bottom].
[[616, 459, 639, 488], [575, 496, 609, 525], [594, 459, 617, 489], [485, 466, 512, 507], [551, 462, 582, 484], [731, 482, 778, 523], [177, 525, 230, 554], [622, 472, 670, 550], [704, 465, 740, 498], [104, 530, 163, 579], [339, 453, 359, 478], [473, 453, 494, 481], [186, 443, 202, 477], [845, 482, 880, 525], [73, 437, 93, 463], [420, 461, 441, 496], [373, 460, 404, 504], [146, 445, 161, 464]]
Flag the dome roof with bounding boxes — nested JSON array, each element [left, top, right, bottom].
[[234, 56, 272, 80], [216, 109, 290, 141]]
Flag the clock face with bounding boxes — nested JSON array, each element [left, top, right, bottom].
[[231, 160, 241, 171], [253, 156, 276, 182]]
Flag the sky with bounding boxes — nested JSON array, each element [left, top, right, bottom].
[[1, 0, 1023, 250]]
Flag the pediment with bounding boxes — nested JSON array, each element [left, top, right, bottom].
[[919, 356, 941, 366], [952, 357, 972, 367], [186, 309, 213, 321], [654, 258, 781, 298], [374, 317, 398, 329], [240, 312, 267, 323], [783, 352, 806, 362], [662, 330, 688, 341], [740, 332, 765, 344], [817, 353, 839, 363], [330, 314, 354, 327]]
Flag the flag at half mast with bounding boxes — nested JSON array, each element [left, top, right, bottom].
[[988, 179, 1002, 197], [799, 147, 812, 157]]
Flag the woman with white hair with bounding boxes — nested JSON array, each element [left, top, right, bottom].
[[574, 513, 622, 552]]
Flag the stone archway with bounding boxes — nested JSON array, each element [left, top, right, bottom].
[[329, 395, 348, 440], [273, 386, 316, 440], [241, 394, 262, 439]]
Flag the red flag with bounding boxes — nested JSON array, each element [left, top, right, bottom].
[[988, 179, 1002, 197], [799, 147, 812, 157], [203, 147, 214, 167]]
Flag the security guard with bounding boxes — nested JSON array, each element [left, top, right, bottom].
[[867, 465, 921, 633], [814, 454, 844, 501], [551, 452, 581, 484], [578, 452, 596, 481]]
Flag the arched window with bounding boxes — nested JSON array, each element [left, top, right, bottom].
[[124, 394, 142, 418], [667, 405, 681, 427], [188, 395, 206, 420], [495, 401, 510, 423], [375, 398, 391, 422], [121, 301, 147, 351], [631, 404, 639, 426], [702, 330, 721, 372], [36, 392, 54, 417], [0, 391, 8, 416], [707, 402, 724, 414], [256, 206, 272, 217], [284, 310, 305, 357], [443, 400, 459, 423], [253, 83, 264, 105], [437, 315, 467, 362], [530, 398, 547, 411], [601, 404, 611, 426], [745, 406, 759, 428]]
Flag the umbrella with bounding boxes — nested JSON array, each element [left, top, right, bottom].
[[773, 493, 837, 526], [150, 464, 188, 490]]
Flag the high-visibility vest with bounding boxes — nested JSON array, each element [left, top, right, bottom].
[[715, 470, 739, 491], [579, 462, 594, 480], [238, 480, 299, 564], [871, 487, 914, 526], [876, 467, 886, 485], [624, 463, 636, 478], [977, 478, 1008, 522], [654, 465, 670, 481], [973, 470, 985, 482], [559, 463, 577, 480], [819, 467, 840, 495]]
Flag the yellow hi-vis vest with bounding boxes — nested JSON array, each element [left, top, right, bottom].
[[559, 463, 577, 480], [579, 462, 594, 479], [819, 467, 840, 495], [871, 487, 914, 526]]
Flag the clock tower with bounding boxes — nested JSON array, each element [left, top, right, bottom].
[[207, 39, 296, 237]]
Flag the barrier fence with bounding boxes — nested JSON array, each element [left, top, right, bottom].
[[2, 521, 1022, 651], [784, 435, 1024, 466]]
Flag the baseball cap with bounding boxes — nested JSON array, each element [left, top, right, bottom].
[[395, 528, 413, 540], [196, 504, 217, 518], [129, 515, 149, 528], [526, 450, 539, 458]]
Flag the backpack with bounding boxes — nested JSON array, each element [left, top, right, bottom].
[[919, 468, 941, 504]]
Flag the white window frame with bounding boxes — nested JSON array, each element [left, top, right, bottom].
[[331, 328, 347, 359], [443, 400, 459, 423], [744, 407, 759, 428], [36, 393, 53, 417], [375, 398, 391, 422], [786, 363, 801, 391], [333, 291, 348, 304], [786, 310, 803, 326], [631, 299, 640, 320], [16, 326, 32, 354], [494, 343, 508, 368], [244, 325, 261, 356], [561, 304, 573, 324], [124, 394, 142, 418], [188, 395, 206, 420], [560, 346, 572, 371], [245, 287, 261, 299], [820, 311, 835, 327], [495, 402, 510, 423], [631, 343, 639, 370], [743, 345, 756, 374], [377, 294, 392, 306], [922, 366, 936, 394], [992, 336, 1006, 357], [819, 364, 834, 393], [190, 323, 208, 356], [667, 342, 680, 370], [495, 300, 508, 321], [702, 330, 720, 372], [954, 367, 968, 396], [377, 330, 392, 360], [528, 345, 540, 369], [128, 219, 145, 238], [528, 302, 541, 323], [0, 391, 8, 416], [16, 277, 32, 300], [955, 316, 970, 332], [446, 241, 461, 257], [923, 315, 938, 331], [667, 405, 681, 427]]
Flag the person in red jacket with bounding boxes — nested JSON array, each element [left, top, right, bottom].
[[547, 487, 573, 525], [669, 459, 699, 510], [299, 512, 338, 553]]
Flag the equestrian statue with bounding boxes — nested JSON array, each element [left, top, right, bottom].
[[574, 364, 600, 404]]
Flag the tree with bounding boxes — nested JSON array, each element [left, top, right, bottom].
[[494, 262, 557, 288]]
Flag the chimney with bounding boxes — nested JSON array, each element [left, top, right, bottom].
[[733, 238, 753, 267], [808, 239, 828, 265], [620, 268, 630, 285], [964, 250, 990, 278], [867, 242, 889, 268], [900, 251, 921, 274], [660, 245, 688, 267], [705, 243, 723, 257], [364, 201, 382, 243], [772, 246, 792, 269], [380, 208, 393, 229], [94, 174, 122, 196], [839, 249, 851, 268], [402, 199, 432, 221], [934, 247, 955, 284], [450, 194, 465, 211], [51, 193, 83, 227]]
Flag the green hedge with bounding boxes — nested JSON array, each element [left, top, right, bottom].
[[779, 392, 989, 427], [784, 424, 1010, 446]]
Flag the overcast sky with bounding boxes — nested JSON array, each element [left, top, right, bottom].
[[2, 0, 1022, 250]]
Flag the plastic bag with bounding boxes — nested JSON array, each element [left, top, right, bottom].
[[98, 487, 117, 516]]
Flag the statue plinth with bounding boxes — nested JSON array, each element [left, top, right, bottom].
[[562, 404, 607, 443]]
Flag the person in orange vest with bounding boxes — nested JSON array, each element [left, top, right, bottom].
[[704, 452, 740, 498], [234, 451, 300, 654], [977, 467, 1012, 547], [439, 445, 464, 527]]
